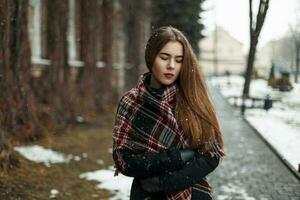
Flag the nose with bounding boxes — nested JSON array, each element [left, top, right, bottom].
[[167, 59, 175, 69]]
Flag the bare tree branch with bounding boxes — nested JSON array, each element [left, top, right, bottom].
[[249, 0, 254, 35]]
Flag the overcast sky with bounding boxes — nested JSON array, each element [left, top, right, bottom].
[[202, 0, 299, 48]]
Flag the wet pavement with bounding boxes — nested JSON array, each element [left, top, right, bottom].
[[208, 85, 300, 200]]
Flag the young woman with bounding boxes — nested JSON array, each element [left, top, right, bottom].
[[112, 26, 225, 200]]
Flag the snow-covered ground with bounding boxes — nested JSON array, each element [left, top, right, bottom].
[[80, 166, 132, 200], [218, 183, 256, 200], [210, 75, 300, 172], [14, 145, 84, 167], [49, 189, 59, 199], [14, 145, 132, 199]]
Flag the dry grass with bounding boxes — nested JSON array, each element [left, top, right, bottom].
[[0, 112, 117, 200]]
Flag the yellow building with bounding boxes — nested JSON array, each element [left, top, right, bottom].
[[199, 26, 246, 76]]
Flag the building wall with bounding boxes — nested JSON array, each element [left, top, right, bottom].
[[199, 26, 246, 76], [256, 37, 296, 78]]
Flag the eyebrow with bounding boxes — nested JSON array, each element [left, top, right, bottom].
[[159, 52, 183, 57]]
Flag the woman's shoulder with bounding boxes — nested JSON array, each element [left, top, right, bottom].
[[115, 88, 139, 115], [119, 87, 139, 105]]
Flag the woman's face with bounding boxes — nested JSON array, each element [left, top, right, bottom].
[[150, 41, 183, 88]]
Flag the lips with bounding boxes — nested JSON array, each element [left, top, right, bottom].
[[164, 73, 174, 79]]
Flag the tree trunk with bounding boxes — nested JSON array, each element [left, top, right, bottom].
[[123, 0, 141, 90], [0, 0, 40, 139], [76, 0, 99, 115], [43, 0, 72, 128], [243, 37, 258, 96], [123, 0, 150, 90], [242, 0, 269, 97], [0, 0, 35, 170], [0, 1, 14, 169], [0, 130, 19, 171], [96, 0, 113, 111]]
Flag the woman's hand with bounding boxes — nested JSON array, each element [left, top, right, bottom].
[[138, 149, 195, 193]]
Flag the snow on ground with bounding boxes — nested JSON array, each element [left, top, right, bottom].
[[14, 145, 83, 167], [211, 75, 300, 172], [217, 183, 256, 200], [80, 166, 133, 200], [246, 109, 300, 170], [14, 144, 132, 199], [49, 189, 59, 199]]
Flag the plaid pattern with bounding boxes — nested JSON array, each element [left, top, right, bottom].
[[113, 72, 223, 200]]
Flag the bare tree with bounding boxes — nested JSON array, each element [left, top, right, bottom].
[[243, 0, 270, 97]]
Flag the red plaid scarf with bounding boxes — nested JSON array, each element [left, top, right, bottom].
[[113, 72, 223, 200]]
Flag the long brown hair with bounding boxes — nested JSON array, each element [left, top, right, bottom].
[[145, 26, 224, 153]]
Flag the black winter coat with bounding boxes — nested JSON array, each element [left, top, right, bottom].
[[113, 149, 219, 200]]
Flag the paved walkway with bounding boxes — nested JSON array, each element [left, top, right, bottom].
[[207, 85, 300, 200]]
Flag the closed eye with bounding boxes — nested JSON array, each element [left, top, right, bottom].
[[160, 56, 168, 60], [176, 58, 183, 63]]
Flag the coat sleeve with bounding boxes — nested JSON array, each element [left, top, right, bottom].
[[151, 155, 220, 193], [113, 148, 185, 178]]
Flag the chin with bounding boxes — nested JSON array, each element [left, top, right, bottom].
[[161, 80, 175, 85]]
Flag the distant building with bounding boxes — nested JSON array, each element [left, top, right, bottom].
[[256, 36, 295, 78], [198, 26, 246, 76]]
